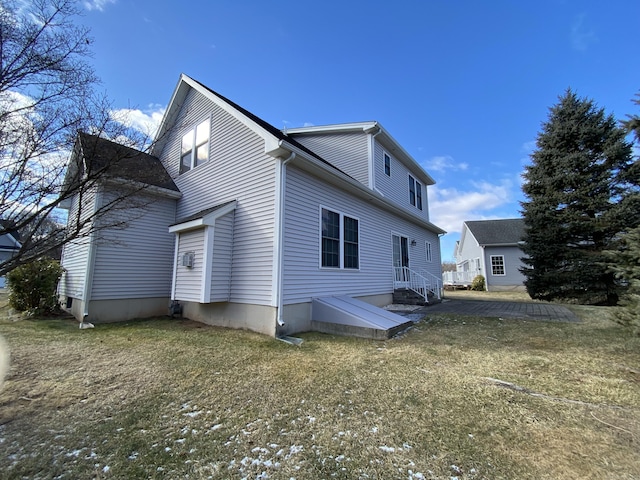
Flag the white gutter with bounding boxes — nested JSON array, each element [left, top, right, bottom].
[[272, 150, 296, 328]]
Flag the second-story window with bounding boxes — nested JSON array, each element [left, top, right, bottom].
[[409, 175, 423, 211], [384, 152, 391, 176], [180, 118, 210, 174]]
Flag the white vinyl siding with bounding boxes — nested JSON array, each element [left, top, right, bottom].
[[157, 87, 276, 305], [59, 187, 98, 299], [174, 229, 205, 302], [483, 246, 526, 288], [290, 132, 370, 186], [373, 142, 430, 221], [282, 166, 441, 304], [210, 211, 234, 302], [90, 194, 176, 300]]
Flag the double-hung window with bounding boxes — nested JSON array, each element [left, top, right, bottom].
[[384, 152, 391, 176], [409, 175, 423, 210], [491, 255, 505, 276], [180, 118, 210, 174], [321, 207, 359, 269]]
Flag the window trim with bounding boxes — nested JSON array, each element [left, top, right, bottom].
[[383, 152, 391, 176], [409, 175, 416, 206], [416, 179, 423, 210], [425, 241, 432, 263], [319, 206, 360, 270], [180, 117, 211, 174], [490, 255, 506, 276]]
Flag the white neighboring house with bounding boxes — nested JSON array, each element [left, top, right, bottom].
[[0, 223, 21, 288], [444, 218, 526, 291], [59, 74, 446, 337]]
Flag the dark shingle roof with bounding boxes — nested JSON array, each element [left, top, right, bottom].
[[78, 133, 179, 192], [465, 218, 525, 246], [189, 77, 353, 179]]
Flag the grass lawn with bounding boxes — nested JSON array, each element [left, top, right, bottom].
[[0, 293, 638, 479]]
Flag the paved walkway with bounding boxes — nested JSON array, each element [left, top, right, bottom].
[[414, 299, 581, 323]]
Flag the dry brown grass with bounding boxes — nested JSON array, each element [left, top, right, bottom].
[[0, 293, 638, 479]]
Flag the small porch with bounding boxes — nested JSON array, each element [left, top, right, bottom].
[[392, 266, 442, 305], [442, 270, 482, 288]]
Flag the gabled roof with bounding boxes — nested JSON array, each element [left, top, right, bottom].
[[464, 218, 525, 246], [153, 74, 446, 236], [77, 133, 179, 192], [153, 74, 350, 178], [286, 122, 436, 187]]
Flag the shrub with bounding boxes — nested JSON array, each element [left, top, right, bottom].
[[471, 275, 486, 291], [7, 258, 64, 316]]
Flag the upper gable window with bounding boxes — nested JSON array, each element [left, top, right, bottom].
[[409, 175, 423, 210], [384, 152, 391, 176], [180, 119, 210, 174]]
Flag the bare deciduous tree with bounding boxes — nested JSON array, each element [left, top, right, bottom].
[[0, 0, 163, 276]]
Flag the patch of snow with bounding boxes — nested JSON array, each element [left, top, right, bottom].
[[379, 445, 395, 453], [210, 424, 222, 431], [102, 466, 110, 473]]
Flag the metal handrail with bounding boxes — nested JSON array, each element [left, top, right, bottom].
[[392, 266, 442, 302]]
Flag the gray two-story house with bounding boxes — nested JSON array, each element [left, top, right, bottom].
[[59, 74, 445, 338]]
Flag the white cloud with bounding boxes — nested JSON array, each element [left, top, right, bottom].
[[423, 155, 468, 173], [570, 13, 597, 52], [110, 104, 166, 138], [83, 0, 116, 12], [428, 179, 515, 234]]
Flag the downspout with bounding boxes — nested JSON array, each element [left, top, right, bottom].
[[274, 151, 296, 328], [366, 124, 382, 191], [82, 187, 103, 320]]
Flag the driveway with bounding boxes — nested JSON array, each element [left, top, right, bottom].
[[415, 299, 581, 323]]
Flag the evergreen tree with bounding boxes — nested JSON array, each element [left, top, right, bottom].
[[520, 90, 637, 305], [606, 91, 640, 331]]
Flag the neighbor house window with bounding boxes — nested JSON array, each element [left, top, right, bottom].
[[384, 152, 391, 176], [491, 255, 505, 276], [409, 175, 423, 210], [425, 241, 432, 262], [180, 118, 210, 174], [321, 208, 359, 269]]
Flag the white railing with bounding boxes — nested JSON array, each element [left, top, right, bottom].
[[442, 270, 482, 286], [420, 270, 443, 300], [392, 266, 442, 302]]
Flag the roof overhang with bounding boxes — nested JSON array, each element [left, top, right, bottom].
[[169, 200, 236, 233], [268, 140, 446, 235]]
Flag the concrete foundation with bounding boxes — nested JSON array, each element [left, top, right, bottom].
[[63, 297, 171, 323], [180, 301, 278, 337]]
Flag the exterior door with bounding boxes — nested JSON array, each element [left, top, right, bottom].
[[392, 234, 409, 282]]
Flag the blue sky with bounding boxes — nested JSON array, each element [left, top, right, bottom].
[[79, 0, 640, 261]]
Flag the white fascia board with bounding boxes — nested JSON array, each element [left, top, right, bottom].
[[285, 122, 378, 135], [169, 200, 237, 233], [279, 140, 446, 235], [181, 75, 279, 146]]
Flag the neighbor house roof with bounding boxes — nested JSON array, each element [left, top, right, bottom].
[[77, 133, 180, 192], [465, 218, 525, 246]]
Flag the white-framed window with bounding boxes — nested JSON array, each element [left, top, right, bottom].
[[425, 241, 432, 262], [180, 118, 210, 174], [409, 175, 423, 210], [491, 255, 505, 276], [320, 207, 359, 269], [384, 152, 391, 176]]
